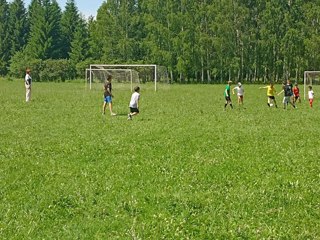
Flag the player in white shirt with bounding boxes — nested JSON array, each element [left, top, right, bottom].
[[232, 82, 244, 107], [308, 86, 314, 108], [25, 69, 32, 102], [128, 86, 140, 120]]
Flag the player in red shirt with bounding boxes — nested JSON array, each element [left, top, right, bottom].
[[293, 83, 301, 104]]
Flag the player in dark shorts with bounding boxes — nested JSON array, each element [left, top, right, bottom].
[[224, 81, 233, 110], [293, 83, 301, 104]]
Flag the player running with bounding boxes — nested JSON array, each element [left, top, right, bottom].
[[277, 80, 296, 109], [259, 82, 278, 108]]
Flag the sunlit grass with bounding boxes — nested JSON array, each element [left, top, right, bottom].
[[0, 79, 319, 238]]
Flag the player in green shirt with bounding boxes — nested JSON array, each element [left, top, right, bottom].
[[224, 80, 233, 110]]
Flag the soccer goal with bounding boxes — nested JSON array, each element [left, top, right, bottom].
[[304, 71, 320, 99], [86, 68, 138, 91], [86, 64, 169, 91]]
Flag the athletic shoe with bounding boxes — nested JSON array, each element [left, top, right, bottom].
[[111, 113, 117, 116], [127, 114, 132, 120]]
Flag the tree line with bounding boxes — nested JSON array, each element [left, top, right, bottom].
[[0, 0, 320, 83]]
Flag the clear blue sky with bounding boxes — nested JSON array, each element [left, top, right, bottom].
[[14, 0, 103, 18]]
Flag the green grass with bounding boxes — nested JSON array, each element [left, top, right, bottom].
[[0, 79, 319, 239]]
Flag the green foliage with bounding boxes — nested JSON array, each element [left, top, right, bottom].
[[2, 1, 320, 82], [60, 0, 80, 59], [0, 81, 320, 238], [69, 18, 89, 65], [9, 51, 42, 78], [40, 59, 73, 81], [7, 0, 28, 58], [0, 0, 10, 75], [9, 54, 72, 81]]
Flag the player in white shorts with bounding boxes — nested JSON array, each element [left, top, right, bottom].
[[232, 82, 244, 107]]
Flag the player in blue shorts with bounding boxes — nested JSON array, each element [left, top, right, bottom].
[[102, 75, 116, 116]]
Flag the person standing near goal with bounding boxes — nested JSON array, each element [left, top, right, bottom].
[[308, 86, 314, 108], [259, 82, 278, 107], [102, 75, 116, 116], [128, 86, 140, 120], [25, 69, 32, 102]]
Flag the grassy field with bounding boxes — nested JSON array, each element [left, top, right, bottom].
[[0, 79, 319, 239]]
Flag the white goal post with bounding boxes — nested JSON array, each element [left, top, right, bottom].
[[304, 71, 320, 100], [88, 64, 167, 91]]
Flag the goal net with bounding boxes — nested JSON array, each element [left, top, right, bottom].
[[86, 64, 169, 91], [86, 68, 139, 91], [304, 71, 320, 99]]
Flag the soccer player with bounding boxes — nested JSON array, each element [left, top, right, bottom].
[[128, 86, 140, 120], [25, 69, 32, 102], [224, 81, 233, 110], [102, 75, 116, 116], [277, 80, 296, 109], [232, 82, 244, 107], [308, 86, 314, 108], [293, 83, 301, 104], [259, 82, 278, 108]]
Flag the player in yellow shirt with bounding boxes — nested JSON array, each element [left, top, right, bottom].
[[259, 82, 278, 108]]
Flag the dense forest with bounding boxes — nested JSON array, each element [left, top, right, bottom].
[[1, 0, 320, 83]]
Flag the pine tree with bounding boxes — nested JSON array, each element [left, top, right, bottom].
[[0, 0, 10, 75], [69, 18, 89, 64], [25, 0, 62, 59], [8, 0, 28, 58], [48, 0, 63, 59], [60, 0, 80, 59]]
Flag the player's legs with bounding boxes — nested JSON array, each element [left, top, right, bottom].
[[224, 97, 233, 109], [108, 102, 116, 115], [128, 107, 139, 120], [25, 86, 31, 102], [283, 97, 288, 109], [268, 96, 277, 108], [103, 96, 116, 115], [289, 97, 296, 108], [102, 102, 107, 114], [309, 99, 313, 108], [273, 98, 278, 108], [283, 96, 295, 109], [267, 96, 272, 107], [238, 95, 243, 105]]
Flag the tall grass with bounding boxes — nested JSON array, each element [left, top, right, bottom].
[[0, 79, 319, 239]]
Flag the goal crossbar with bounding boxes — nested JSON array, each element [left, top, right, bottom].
[[86, 68, 135, 91], [89, 64, 158, 91]]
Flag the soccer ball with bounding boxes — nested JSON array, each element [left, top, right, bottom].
[[270, 103, 273, 107]]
